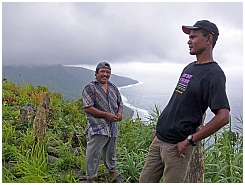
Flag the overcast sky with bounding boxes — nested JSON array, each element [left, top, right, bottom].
[[2, 2, 243, 73]]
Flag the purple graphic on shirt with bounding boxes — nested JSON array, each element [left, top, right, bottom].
[[175, 73, 193, 94]]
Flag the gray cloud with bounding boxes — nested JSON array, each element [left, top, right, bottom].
[[2, 2, 243, 66]]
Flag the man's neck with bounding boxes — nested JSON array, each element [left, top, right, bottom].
[[196, 60, 214, 64], [196, 49, 214, 64], [196, 54, 214, 64]]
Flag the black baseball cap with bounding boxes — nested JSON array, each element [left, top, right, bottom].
[[96, 61, 111, 71], [182, 20, 219, 41]]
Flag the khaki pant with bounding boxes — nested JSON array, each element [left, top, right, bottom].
[[139, 137, 195, 183]]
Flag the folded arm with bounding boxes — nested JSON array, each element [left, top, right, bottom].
[[84, 106, 123, 122]]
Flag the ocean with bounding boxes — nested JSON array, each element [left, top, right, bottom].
[[117, 66, 243, 132]]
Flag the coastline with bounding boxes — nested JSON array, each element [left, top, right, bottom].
[[119, 82, 150, 122], [118, 80, 243, 133]]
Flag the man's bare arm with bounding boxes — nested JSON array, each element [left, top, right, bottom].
[[84, 106, 120, 122]]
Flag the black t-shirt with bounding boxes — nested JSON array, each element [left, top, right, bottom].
[[156, 62, 230, 144]]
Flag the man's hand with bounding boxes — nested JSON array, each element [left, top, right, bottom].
[[106, 112, 120, 122], [84, 106, 122, 122], [116, 113, 122, 122], [177, 139, 191, 158]]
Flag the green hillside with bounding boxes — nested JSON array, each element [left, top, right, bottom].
[[2, 64, 139, 100], [2, 80, 242, 183]]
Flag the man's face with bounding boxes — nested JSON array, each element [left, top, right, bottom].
[[96, 68, 111, 84], [187, 29, 210, 55]]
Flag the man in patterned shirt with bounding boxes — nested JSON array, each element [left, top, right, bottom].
[[82, 62, 123, 183]]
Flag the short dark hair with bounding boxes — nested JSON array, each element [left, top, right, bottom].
[[200, 29, 217, 48]]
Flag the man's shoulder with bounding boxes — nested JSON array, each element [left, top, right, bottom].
[[184, 61, 195, 69], [108, 81, 117, 87], [180, 62, 195, 73], [85, 80, 97, 86], [108, 81, 114, 85], [83, 81, 97, 91], [108, 81, 121, 93], [210, 62, 225, 75]]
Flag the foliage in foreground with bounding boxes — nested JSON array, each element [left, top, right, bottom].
[[203, 116, 243, 183], [2, 79, 243, 183]]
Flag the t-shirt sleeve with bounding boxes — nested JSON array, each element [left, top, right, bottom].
[[82, 84, 95, 108], [208, 75, 230, 114]]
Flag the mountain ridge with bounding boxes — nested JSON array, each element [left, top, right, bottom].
[[2, 64, 139, 100]]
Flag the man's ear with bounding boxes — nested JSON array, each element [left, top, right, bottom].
[[206, 34, 213, 45]]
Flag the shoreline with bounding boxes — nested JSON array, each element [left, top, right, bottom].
[[118, 81, 243, 133], [119, 82, 150, 122]]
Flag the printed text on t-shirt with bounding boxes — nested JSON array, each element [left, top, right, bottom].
[[175, 73, 193, 94]]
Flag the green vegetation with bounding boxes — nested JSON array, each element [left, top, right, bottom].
[[2, 64, 139, 100], [2, 79, 243, 183], [203, 116, 243, 182]]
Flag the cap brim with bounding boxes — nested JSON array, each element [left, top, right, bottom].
[[182, 26, 200, 34]]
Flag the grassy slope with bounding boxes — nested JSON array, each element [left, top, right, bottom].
[[2, 80, 243, 183]]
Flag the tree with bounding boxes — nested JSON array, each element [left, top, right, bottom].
[[184, 113, 206, 182]]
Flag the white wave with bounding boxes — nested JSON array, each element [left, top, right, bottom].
[[119, 81, 150, 121], [118, 81, 143, 89], [120, 91, 149, 122]]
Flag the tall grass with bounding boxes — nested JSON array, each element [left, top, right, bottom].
[[204, 118, 243, 182], [2, 80, 243, 183], [3, 134, 55, 182], [117, 147, 148, 182]]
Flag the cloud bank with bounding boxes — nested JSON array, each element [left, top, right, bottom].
[[2, 2, 243, 67]]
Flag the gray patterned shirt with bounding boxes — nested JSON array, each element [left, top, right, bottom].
[[82, 79, 123, 137]]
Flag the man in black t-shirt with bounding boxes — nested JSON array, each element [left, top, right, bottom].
[[140, 20, 230, 183]]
